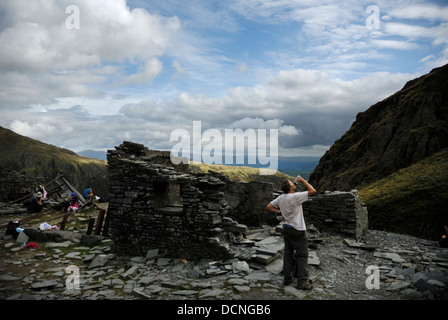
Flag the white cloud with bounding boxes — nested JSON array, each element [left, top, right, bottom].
[[172, 60, 186, 76], [1, 0, 447, 160], [124, 58, 163, 85], [0, 0, 181, 107], [228, 117, 300, 136], [227, 0, 448, 77], [371, 39, 419, 50], [386, 4, 448, 21], [279, 125, 301, 136], [384, 22, 437, 40], [10, 119, 74, 140], [229, 118, 283, 130], [2, 66, 415, 154]]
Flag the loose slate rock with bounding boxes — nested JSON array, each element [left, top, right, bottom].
[[386, 281, 410, 291], [0, 274, 22, 282], [46, 241, 73, 248], [284, 286, 306, 299], [172, 290, 197, 296], [31, 280, 59, 290], [234, 285, 251, 292], [265, 258, 283, 274], [88, 254, 109, 269]]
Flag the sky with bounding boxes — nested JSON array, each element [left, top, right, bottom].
[[1, 0, 447, 166]]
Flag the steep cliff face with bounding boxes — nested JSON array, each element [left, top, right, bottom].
[[0, 126, 108, 199], [309, 64, 448, 192]]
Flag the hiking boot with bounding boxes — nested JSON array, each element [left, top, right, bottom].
[[283, 278, 294, 286], [297, 279, 313, 290]]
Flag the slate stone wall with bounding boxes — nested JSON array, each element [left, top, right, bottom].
[[107, 142, 236, 259], [0, 166, 44, 202], [303, 191, 368, 240], [107, 141, 368, 259]]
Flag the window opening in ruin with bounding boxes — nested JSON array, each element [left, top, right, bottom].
[[153, 181, 183, 214]]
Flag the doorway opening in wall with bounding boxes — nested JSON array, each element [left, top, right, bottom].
[[153, 181, 184, 215]]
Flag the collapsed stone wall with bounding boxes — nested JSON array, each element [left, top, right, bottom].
[[221, 178, 277, 227], [0, 166, 44, 202], [107, 141, 368, 259], [303, 191, 368, 240]]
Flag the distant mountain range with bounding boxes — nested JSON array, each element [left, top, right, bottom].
[[78, 149, 320, 180], [78, 150, 108, 161]]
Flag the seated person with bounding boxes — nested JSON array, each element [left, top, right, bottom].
[[63, 193, 79, 212], [25, 191, 44, 213], [83, 186, 94, 203]]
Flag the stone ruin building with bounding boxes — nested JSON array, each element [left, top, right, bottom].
[[0, 166, 45, 203], [107, 141, 368, 260]]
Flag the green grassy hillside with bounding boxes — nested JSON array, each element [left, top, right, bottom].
[[0, 126, 108, 199], [189, 161, 296, 189], [358, 148, 448, 240]]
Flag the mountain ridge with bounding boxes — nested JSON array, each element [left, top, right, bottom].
[[308, 64, 448, 240], [0, 126, 108, 199], [309, 64, 448, 192]]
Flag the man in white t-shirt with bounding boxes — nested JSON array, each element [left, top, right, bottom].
[[266, 176, 316, 290]]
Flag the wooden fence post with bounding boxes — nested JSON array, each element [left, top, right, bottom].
[[86, 218, 95, 235], [60, 214, 69, 230], [94, 209, 105, 235], [102, 210, 110, 237]]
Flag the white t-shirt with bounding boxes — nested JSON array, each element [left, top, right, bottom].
[[270, 191, 309, 231]]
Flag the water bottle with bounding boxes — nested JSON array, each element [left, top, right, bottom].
[[293, 175, 302, 185]]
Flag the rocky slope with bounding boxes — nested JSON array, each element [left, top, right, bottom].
[[0, 126, 108, 200], [1, 211, 447, 301], [309, 64, 448, 192]]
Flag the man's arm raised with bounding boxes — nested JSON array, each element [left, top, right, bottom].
[[296, 176, 316, 196]]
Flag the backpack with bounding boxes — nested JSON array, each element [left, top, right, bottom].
[[5, 221, 20, 238]]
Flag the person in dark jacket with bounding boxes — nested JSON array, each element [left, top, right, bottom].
[[26, 192, 44, 213]]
